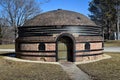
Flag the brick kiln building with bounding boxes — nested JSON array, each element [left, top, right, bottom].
[[15, 9, 104, 62]]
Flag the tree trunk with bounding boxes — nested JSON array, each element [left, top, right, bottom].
[[107, 20, 111, 40]]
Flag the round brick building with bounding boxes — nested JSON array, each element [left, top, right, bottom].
[[15, 9, 104, 62]]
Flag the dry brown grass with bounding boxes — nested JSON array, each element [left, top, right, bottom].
[[0, 56, 70, 80], [104, 40, 120, 47], [77, 53, 120, 80], [0, 52, 9, 54], [0, 44, 15, 49]]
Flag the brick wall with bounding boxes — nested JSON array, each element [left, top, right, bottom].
[[76, 42, 102, 51], [90, 42, 102, 49], [46, 43, 55, 51], [17, 43, 56, 62], [76, 43, 85, 50], [75, 42, 103, 62], [18, 52, 56, 62], [20, 43, 56, 51], [20, 43, 39, 51], [76, 54, 104, 62], [20, 56, 56, 62], [17, 42, 103, 62]]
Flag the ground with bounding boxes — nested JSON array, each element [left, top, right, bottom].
[[0, 56, 70, 80], [77, 40, 120, 80], [104, 40, 120, 47], [0, 44, 15, 49], [77, 53, 120, 80], [0, 41, 120, 80]]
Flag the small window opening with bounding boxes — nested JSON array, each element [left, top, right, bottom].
[[77, 17, 81, 20], [38, 43, 45, 51], [58, 9, 62, 10], [85, 42, 90, 50]]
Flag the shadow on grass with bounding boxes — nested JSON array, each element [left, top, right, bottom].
[[0, 52, 16, 57]]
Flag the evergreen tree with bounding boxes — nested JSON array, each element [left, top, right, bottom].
[[89, 0, 117, 40]]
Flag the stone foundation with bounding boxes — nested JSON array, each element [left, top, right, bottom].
[[76, 54, 104, 62], [19, 56, 56, 62]]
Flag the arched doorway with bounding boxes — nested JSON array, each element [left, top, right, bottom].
[[56, 33, 75, 62]]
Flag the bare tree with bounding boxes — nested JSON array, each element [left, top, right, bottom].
[[0, 0, 42, 26], [0, 0, 42, 38], [0, 18, 15, 44]]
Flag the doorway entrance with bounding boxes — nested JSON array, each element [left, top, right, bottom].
[[56, 34, 74, 62]]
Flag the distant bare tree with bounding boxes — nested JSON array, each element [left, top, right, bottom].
[[0, 0, 42, 38], [0, 18, 7, 39], [0, 18, 14, 44], [0, 0, 42, 26]]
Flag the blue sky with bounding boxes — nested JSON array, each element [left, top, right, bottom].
[[40, 0, 91, 17]]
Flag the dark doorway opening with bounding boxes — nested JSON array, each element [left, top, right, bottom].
[[57, 35, 74, 62]]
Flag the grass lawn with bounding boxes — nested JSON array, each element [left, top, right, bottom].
[[104, 40, 120, 47], [0, 52, 10, 54], [77, 52, 120, 80], [0, 44, 15, 49], [0, 56, 70, 80]]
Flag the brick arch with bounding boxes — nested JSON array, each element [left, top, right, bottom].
[[56, 33, 76, 62]]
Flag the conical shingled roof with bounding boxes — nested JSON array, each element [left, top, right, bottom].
[[23, 9, 97, 26]]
